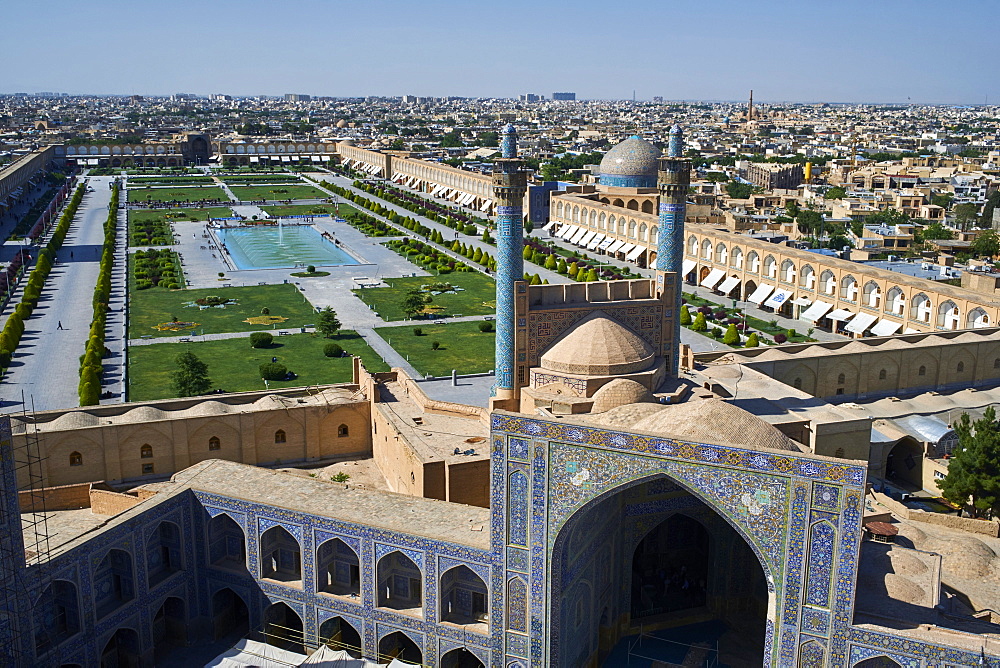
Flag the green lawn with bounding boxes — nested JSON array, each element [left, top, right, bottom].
[[129, 283, 317, 338], [222, 175, 304, 185], [261, 203, 362, 218], [354, 272, 496, 321], [128, 176, 214, 185], [126, 186, 230, 203], [127, 331, 389, 401], [229, 184, 327, 201], [129, 207, 234, 224], [376, 321, 495, 377]]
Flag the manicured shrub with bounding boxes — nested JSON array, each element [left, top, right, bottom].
[[249, 332, 273, 348], [680, 304, 692, 325], [774, 333, 788, 343], [745, 332, 760, 347], [478, 321, 493, 332], [413, 327, 423, 336], [259, 362, 288, 380], [723, 324, 740, 345], [324, 343, 343, 357], [691, 312, 708, 332], [431, 341, 441, 350]]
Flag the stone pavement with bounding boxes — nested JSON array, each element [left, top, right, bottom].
[[0, 176, 116, 413], [100, 202, 129, 404]]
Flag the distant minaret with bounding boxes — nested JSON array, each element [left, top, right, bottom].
[[656, 125, 692, 377], [748, 89, 754, 122], [492, 124, 528, 403]]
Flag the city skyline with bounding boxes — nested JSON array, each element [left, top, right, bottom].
[[2, 0, 998, 104]]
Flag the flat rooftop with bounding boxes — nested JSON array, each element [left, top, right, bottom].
[[376, 381, 489, 464], [862, 259, 959, 281]]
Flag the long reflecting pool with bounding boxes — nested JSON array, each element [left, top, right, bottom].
[[216, 225, 359, 270]]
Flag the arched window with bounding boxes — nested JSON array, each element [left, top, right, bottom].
[[701, 239, 713, 260], [799, 265, 815, 289], [840, 275, 858, 301], [957, 361, 965, 373], [140, 444, 153, 459], [837, 373, 846, 385], [878, 369, 887, 380], [820, 270, 836, 295], [716, 243, 728, 265], [863, 281, 881, 308], [209, 436, 221, 451], [69, 451, 83, 466], [780, 260, 796, 283], [763, 255, 777, 278], [687, 236, 698, 256], [337, 424, 349, 437], [748, 251, 760, 273], [918, 365, 926, 376], [274, 430, 286, 444], [731, 247, 744, 269], [886, 287, 905, 315]]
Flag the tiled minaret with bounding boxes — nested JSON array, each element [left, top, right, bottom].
[[656, 125, 692, 376], [492, 124, 528, 405]]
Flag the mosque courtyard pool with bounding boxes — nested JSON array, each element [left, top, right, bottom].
[[215, 224, 360, 270]]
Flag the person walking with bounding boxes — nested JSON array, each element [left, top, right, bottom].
[[57, 321, 64, 330]]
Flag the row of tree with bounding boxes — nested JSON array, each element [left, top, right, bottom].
[[80, 184, 120, 405], [0, 184, 85, 370]]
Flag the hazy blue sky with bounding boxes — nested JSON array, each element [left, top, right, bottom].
[[3, 0, 997, 103]]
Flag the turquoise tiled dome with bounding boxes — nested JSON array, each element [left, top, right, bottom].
[[599, 135, 661, 188]]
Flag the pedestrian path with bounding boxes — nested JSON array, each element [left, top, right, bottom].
[[0, 177, 116, 413], [99, 203, 129, 404], [354, 327, 420, 377]]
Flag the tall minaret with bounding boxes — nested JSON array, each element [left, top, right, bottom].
[[748, 89, 754, 122], [492, 124, 528, 404], [656, 125, 692, 377]]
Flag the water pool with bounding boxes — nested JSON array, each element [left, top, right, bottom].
[[216, 225, 359, 270]]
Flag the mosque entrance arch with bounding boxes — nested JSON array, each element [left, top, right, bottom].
[[549, 474, 771, 667]]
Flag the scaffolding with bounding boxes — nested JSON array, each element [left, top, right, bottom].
[[0, 395, 59, 667]]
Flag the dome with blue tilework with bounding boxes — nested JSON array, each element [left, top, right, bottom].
[[599, 135, 661, 188]]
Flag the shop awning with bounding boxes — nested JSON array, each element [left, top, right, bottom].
[[845, 312, 879, 334], [249, 156, 260, 162], [559, 224, 579, 240], [579, 230, 597, 247], [716, 276, 740, 295], [542, 221, 555, 231], [792, 296, 812, 306], [800, 300, 833, 321], [606, 239, 625, 254], [598, 237, 616, 250], [870, 318, 903, 337], [480, 199, 492, 211], [747, 283, 775, 305], [625, 244, 646, 261], [570, 227, 589, 245], [827, 308, 855, 321], [700, 268, 726, 290], [904, 327, 920, 334], [617, 242, 636, 256], [587, 233, 606, 250], [682, 259, 696, 276], [281, 156, 291, 162], [311, 155, 322, 162], [763, 287, 794, 310]]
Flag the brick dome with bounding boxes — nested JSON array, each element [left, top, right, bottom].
[[539, 313, 656, 376]]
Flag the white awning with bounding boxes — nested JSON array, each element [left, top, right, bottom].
[[463, 193, 476, 205], [747, 283, 775, 305], [587, 233, 606, 250], [800, 301, 833, 321], [579, 230, 597, 247], [88, 158, 99, 165], [617, 242, 636, 256], [870, 319, 903, 337], [845, 312, 878, 334], [700, 268, 726, 290], [542, 221, 556, 231], [625, 244, 646, 261], [559, 224, 579, 240], [827, 308, 855, 321], [792, 296, 812, 306], [342, 158, 353, 167], [598, 237, 616, 250], [249, 156, 260, 162], [311, 155, 322, 162], [570, 228, 589, 245], [606, 239, 626, 254], [716, 276, 741, 295], [480, 199, 492, 211], [763, 287, 794, 310], [281, 156, 291, 162], [904, 327, 920, 334], [682, 259, 696, 276]]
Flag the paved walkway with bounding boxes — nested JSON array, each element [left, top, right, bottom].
[[99, 201, 129, 404], [0, 177, 116, 413]]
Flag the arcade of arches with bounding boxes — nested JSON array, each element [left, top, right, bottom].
[[551, 476, 768, 668]]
